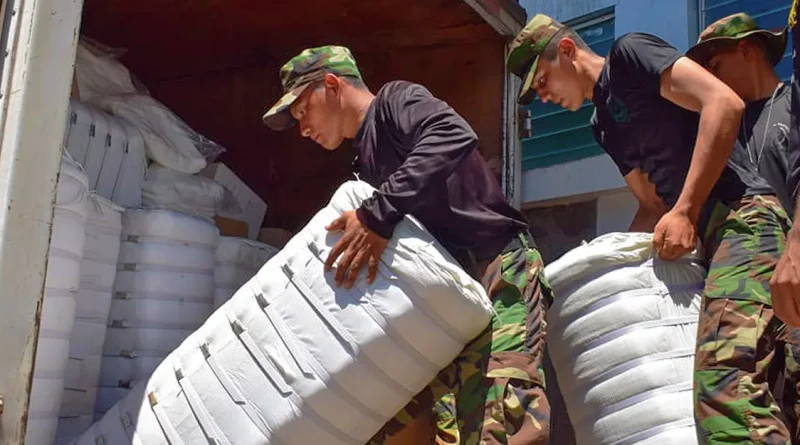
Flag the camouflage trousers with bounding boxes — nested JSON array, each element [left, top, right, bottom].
[[695, 195, 800, 444], [369, 233, 552, 445]]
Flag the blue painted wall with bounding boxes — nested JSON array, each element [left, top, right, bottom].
[[518, 0, 699, 51]]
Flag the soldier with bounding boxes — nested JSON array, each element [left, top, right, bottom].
[[770, 0, 800, 331], [507, 13, 792, 444], [686, 12, 800, 442], [262, 46, 551, 444]]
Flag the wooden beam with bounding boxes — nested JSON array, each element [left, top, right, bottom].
[[461, 0, 526, 36]]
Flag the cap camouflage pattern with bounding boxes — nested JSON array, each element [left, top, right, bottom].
[[506, 14, 565, 105], [687, 12, 787, 67], [263, 45, 363, 130]]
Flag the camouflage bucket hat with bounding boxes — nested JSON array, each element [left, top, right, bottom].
[[687, 13, 788, 67], [506, 14, 566, 105], [263, 45, 363, 131]]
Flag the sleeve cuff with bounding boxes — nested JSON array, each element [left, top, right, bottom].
[[356, 205, 397, 239]]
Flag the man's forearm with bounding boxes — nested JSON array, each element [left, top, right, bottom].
[[673, 96, 744, 222], [629, 205, 665, 233]]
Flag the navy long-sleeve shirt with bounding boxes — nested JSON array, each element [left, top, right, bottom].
[[353, 81, 528, 264]]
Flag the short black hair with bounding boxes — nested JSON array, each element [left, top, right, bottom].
[[541, 28, 591, 61]]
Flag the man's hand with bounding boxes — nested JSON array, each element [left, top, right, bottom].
[[324, 210, 389, 289], [653, 208, 697, 260], [771, 229, 800, 327]]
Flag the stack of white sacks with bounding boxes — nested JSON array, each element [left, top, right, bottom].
[[26, 154, 89, 445], [214, 237, 278, 308], [55, 194, 124, 444], [95, 209, 219, 418], [545, 233, 705, 445]]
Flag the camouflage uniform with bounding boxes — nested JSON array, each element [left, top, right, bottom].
[[370, 233, 553, 445], [693, 195, 800, 444], [264, 47, 552, 444], [686, 15, 800, 444]]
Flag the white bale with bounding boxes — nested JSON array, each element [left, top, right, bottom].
[[214, 237, 277, 308], [75, 181, 493, 445], [545, 232, 705, 445], [112, 122, 147, 208], [27, 154, 89, 445], [122, 208, 220, 248]]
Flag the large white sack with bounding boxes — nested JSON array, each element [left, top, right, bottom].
[[122, 208, 220, 248], [112, 122, 147, 208], [142, 163, 227, 220], [100, 94, 224, 174], [214, 237, 278, 308], [545, 233, 705, 445], [74, 180, 493, 445], [215, 237, 278, 268], [74, 39, 140, 105], [27, 154, 89, 445]]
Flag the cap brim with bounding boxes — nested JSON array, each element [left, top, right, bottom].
[[687, 27, 788, 67], [517, 57, 540, 105], [262, 84, 311, 131]]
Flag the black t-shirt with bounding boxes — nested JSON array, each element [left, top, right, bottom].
[[742, 84, 792, 216], [591, 33, 746, 209], [789, 14, 800, 217], [353, 81, 529, 264]]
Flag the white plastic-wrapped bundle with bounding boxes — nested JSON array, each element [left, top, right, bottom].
[[214, 237, 278, 308], [26, 154, 89, 445], [57, 194, 123, 443], [142, 163, 227, 219], [100, 94, 225, 174], [98, 209, 219, 416], [545, 233, 705, 445], [63, 99, 147, 209], [74, 181, 493, 445]]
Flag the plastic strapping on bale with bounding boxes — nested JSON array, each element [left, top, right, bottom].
[[252, 287, 314, 377], [201, 343, 246, 404], [200, 340, 278, 442], [281, 262, 416, 398], [582, 316, 698, 352], [120, 409, 147, 445], [250, 284, 385, 423], [304, 244, 448, 374], [306, 238, 468, 349], [587, 382, 694, 423], [174, 365, 232, 445], [583, 348, 696, 391], [230, 319, 292, 396], [610, 418, 697, 445], [227, 316, 363, 445], [148, 392, 184, 445], [281, 263, 358, 355]]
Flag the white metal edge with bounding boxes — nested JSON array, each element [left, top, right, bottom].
[[462, 0, 525, 36], [502, 61, 522, 209], [0, 0, 83, 442]]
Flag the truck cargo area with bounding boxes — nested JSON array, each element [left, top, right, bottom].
[[79, 0, 513, 232]]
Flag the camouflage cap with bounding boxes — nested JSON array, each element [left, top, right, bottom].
[[506, 14, 566, 105], [687, 12, 787, 67], [263, 45, 363, 130]]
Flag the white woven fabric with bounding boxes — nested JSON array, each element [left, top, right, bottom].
[[213, 237, 278, 308], [75, 181, 493, 445], [545, 233, 705, 445]]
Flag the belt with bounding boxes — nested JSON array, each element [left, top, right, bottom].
[[459, 231, 536, 280]]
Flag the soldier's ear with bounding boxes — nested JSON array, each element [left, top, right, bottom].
[[559, 37, 578, 59], [324, 73, 341, 95]]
